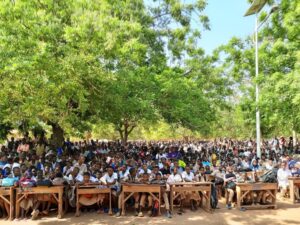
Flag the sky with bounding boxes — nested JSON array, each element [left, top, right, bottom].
[[199, 0, 255, 54]]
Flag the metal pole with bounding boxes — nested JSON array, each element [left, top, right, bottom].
[[255, 13, 261, 158]]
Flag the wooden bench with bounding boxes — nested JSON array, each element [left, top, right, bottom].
[[170, 182, 212, 213], [0, 186, 14, 220], [15, 186, 64, 219], [121, 183, 161, 216], [236, 182, 277, 210], [76, 184, 112, 216], [288, 177, 300, 203]]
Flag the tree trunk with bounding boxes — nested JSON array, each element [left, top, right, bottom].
[[117, 120, 136, 145], [50, 123, 64, 148]]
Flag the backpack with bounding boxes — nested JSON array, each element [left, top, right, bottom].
[[210, 183, 218, 209], [151, 200, 159, 217], [259, 168, 278, 183], [36, 179, 53, 187]]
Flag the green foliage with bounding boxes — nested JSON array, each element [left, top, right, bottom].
[[216, 0, 300, 138], [1, 0, 224, 144]]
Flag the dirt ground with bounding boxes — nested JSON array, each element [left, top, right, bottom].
[[1, 199, 299, 225]]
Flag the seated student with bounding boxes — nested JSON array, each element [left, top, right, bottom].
[[138, 164, 151, 177], [137, 173, 152, 217], [101, 167, 119, 211], [18, 172, 36, 219], [151, 173, 172, 218], [167, 167, 185, 214], [224, 166, 236, 209], [149, 166, 162, 181], [76, 172, 105, 216], [67, 167, 83, 184], [116, 167, 140, 217], [0, 166, 20, 219], [31, 170, 53, 220], [160, 163, 171, 179], [182, 166, 201, 211], [277, 161, 292, 199]]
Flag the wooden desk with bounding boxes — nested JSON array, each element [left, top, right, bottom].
[[121, 183, 161, 216], [76, 184, 112, 216], [236, 183, 277, 210], [15, 186, 64, 219], [288, 177, 300, 203], [0, 186, 14, 220], [170, 182, 212, 213]]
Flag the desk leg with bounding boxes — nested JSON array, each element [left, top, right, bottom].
[[273, 189, 277, 209], [10, 189, 14, 220], [158, 191, 161, 216], [16, 195, 20, 219], [75, 192, 80, 217], [170, 190, 173, 213], [108, 191, 112, 215], [58, 190, 63, 219], [207, 190, 211, 212], [289, 180, 295, 203], [121, 191, 125, 216], [236, 186, 241, 210]]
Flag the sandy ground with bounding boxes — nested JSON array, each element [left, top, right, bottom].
[[1, 199, 299, 225]]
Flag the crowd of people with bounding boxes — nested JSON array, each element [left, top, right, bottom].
[[0, 135, 300, 220]]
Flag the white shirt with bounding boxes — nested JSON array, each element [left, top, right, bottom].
[[74, 163, 87, 175], [101, 172, 118, 184], [68, 174, 83, 182], [277, 168, 291, 188], [156, 153, 167, 161], [167, 173, 182, 183], [182, 171, 195, 182], [138, 168, 151, 176]]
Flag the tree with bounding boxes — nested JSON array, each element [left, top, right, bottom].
[[0, 0, 224, 144], [215, 0, 300, 140]]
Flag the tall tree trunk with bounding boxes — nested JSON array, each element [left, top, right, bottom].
[[49, 123, 64, 148]]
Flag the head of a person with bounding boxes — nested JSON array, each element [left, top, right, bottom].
[[227, 166, 233, 173], [31, 167, 37, 177], [79, 156, 85, 164], [96, 171, 102, 179], [185, 166, 191, 174], [280, 161, 287, 170], [212, 160, 217, 167], [152, 166, 159, 174], [83, 172, 90, 183], [141, 172, 149, 182], [155, 173, 162, 181], [13, 167, 21, 178], [54, 165, 61, 174], [252, 159, 258, 166], [72, 167, 80, 176], [142, 164, 148, 171], [172, 167, 178, 175], [0, 153, 7, 162], [107, 166, 114, 176]]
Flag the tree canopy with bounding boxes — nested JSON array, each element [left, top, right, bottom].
[[0, 0, 298, 144]]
